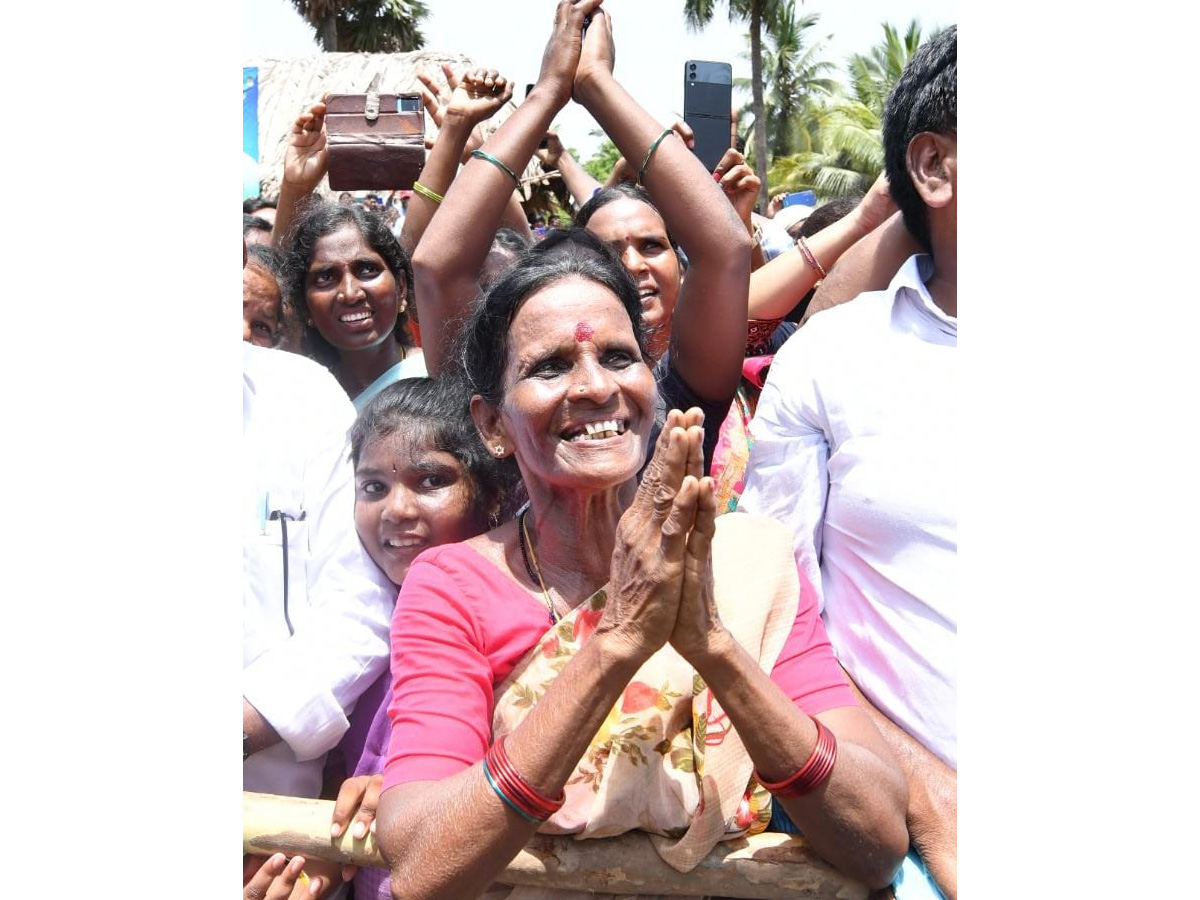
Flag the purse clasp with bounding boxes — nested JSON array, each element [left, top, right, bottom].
[[364, 73, 382, 122]]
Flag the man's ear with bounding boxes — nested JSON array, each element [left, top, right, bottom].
[[906, 132, 956, 210], [470, 394, 511, 460]]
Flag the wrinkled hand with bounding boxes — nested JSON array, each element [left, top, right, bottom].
[[597, 408, 704, 663], [713, 147, 760, 224], [283, 99, 329, 193], [669, 450, 725, 664], [573, 4, 615, 99], [329, 773, 384, 882], [535, 129, 566, 168], [243, 853, 322, 900], [536, 0, 605, 107], [851, 171, 897, 235]]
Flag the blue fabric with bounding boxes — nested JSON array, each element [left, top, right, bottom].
[[893, 850, 947, 900], [767, 803, 945, 900], [352, 355, 429, 412]]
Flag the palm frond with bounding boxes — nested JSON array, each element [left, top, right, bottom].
[[682, 0, 719, 31]]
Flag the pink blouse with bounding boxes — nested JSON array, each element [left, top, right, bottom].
[[382, 542, 854, 792]]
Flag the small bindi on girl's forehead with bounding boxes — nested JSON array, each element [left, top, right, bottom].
[[574, 322, 595, 343]]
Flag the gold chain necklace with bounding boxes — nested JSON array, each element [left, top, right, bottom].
[[518, 507, 559, 625]]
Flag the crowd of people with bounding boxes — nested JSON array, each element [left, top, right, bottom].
[[242, 4, 956, 899]]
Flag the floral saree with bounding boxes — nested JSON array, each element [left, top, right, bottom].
[[489, 514, 802, 900]]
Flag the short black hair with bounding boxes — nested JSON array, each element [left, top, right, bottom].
[[881, 25, 956, 252], [492, 227, 532, 255], [797, 197, 861, 240], [243, 213, 272, 237], [243, 197, 277, 214]]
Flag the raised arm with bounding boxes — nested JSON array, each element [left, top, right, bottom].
[[712, 144, 766, 272], [801, 208, 922, 325], [399, 65, 515, 257], [536, 129, 603, 210], [572, 9, 752, 402], [411, 0, 598, 375], [271, 99, 329, 250], [749, 172, 896, 320]]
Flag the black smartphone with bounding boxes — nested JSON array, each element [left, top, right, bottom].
[[683, 60, 733, 173]]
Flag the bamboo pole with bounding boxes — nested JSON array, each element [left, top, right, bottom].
[[244, 791, 870, 900]]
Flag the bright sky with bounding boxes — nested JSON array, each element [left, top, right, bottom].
[[244, 0, 957, 159]]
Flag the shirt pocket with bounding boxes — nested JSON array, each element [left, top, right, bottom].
[[244, 495, 311, 642]]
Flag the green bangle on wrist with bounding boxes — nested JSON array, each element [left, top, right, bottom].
[[637, 128, 675, 186], [470, 150, 520, 189]]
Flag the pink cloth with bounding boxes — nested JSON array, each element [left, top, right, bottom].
[[382, 542, 854, 793]]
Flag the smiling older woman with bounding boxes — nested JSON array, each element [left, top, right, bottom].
[[372, 238, 909, 900]]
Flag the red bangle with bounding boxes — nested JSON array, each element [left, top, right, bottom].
[[795, 235, 828, 279], [486, 735, 565, 821], [754, 718, 838, 798]]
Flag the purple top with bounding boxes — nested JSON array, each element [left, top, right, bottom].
[[337, 673, 392, 900]]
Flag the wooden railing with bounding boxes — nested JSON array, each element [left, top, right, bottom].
[[244, 791, 872, 899]]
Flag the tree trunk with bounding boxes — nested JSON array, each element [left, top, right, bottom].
[[243, 791, 871, 900], [750, 1, 770, 211], [320, 12, 338, 51]]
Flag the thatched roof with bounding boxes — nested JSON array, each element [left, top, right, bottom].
[[246, 51, 565, 211]]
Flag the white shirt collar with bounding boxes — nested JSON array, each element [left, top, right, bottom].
[[890, 254, 956, 338]]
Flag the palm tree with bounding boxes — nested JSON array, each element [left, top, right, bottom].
[[769, 19, 931, 200], [735, 3, 837, 160], [845, 20, 926, 118], [289, 0, 428, 53], [769, 99, 883, 197], [683, 0, 784, 210]]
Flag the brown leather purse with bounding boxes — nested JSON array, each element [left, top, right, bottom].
[[325, 74, 426, 191]]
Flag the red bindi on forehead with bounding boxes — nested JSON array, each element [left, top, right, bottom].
[[574, 322, 595, 343]]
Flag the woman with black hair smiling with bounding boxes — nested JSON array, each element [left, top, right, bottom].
[[409, 1, 759, 476], [372, 228, 908, 899], [284, 200, 426, 409]]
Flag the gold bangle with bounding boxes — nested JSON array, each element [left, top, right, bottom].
[[470, 150, 520, 188], [637, 128, 675, 186], [411, 181, 444, 205]]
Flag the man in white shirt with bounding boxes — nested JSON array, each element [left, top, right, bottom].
[[242, 340, 395, 800], [739, 25, 957, 900]]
